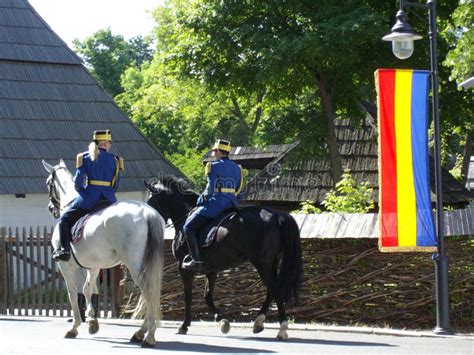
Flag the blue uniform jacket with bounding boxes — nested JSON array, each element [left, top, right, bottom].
[[71, 148, 123, 210], [195, 157, 243, 218]]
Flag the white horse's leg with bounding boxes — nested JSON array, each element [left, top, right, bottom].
[[127, 263, 153, 346], [142, 306, 157, 347], [276, 320, 289, 340], [125, 247, 161, 348], [58, 262, 82, 338], [83, 269, 100, 334]]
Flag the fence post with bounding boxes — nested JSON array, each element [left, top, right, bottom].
[[0, 227, 5, 314], [22, 227, 29, 316]]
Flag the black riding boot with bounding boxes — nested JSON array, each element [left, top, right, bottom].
[[182, 231, 204, 272], [52, 222, 71, 262]]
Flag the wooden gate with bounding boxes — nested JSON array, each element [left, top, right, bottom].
[[0, 226, 120, 318]]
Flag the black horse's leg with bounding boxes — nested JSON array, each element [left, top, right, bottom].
[[257, 263, 289, 340], [253, 288, 272, 333], [204, 272, 222, 321], [177, 264, 194, 335]]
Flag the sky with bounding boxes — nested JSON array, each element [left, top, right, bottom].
[[28, 0, 165, 48]]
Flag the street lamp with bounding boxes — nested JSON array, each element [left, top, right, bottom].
[[382, 9, 422, 59], [383, 0, 454, 335]]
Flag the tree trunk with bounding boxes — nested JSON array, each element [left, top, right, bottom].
[[314, 77, 343, 185], [460, 128, 472, 186]]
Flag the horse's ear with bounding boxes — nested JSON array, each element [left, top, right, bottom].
[[144, 178, 158, 191], [59, 159, 67, 168], [42, 159, 54, 173]]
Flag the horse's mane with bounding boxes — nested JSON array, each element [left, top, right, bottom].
[[160, 175, 196, 194]]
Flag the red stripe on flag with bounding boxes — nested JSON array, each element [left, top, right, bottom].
[[379, 70, 398, 246]]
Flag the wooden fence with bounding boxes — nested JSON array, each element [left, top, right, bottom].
[[0, 226, 119, 317]]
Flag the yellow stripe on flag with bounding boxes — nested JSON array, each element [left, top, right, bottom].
[[394, 70, 417, 247]]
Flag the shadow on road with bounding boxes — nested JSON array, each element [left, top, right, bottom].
[[206, 335, 396, 348], [91, 337, 275, 353]]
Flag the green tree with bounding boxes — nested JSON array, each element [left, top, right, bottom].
[[322, 169, 374, 213], [292, 170, 374, 214], [162, 0, 393, 183], [441, 0, 473, 183], [73, 28, 153, 97], [443, 1, 474, 84]]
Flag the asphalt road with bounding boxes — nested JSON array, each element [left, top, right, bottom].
[[0, 316, 472, 354]]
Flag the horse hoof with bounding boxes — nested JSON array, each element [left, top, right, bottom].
[[130, 334, 143, 343], [64, 329, 78, 339], [176, 326, 188, 335], [141, 340, 155, 348], [88, 319, 99, 334], [220, 319, 230, 334], [253, 314, 266, 334], [253, 325, 264, 334]]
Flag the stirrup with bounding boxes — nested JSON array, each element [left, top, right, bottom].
[[182, 259, 204, 272], [52, 249, 70, 262]]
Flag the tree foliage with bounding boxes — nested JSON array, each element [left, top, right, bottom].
[[105, 1, 470, 188], [293, 170, 374, 214], [442, 1, 474, 84], [73, 28, 153, 97]]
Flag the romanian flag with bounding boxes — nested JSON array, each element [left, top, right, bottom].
[[375, 69, 437, 252]]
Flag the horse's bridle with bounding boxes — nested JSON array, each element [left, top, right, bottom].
[[46, 166, 73, 219], [147, 190, 192, 229]]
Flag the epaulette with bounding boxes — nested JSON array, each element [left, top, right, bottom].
[[118, 156, 125, 171], [205, 162, 212, 176], [76, 153, 84, 168]]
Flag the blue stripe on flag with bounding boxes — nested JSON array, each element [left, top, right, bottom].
[[411, 71, 436, 247]]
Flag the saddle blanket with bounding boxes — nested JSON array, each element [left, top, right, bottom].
[[198, 210, 237, 248], [71, 201, 112, 243]]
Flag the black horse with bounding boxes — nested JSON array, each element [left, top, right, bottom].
[[145, 176, 302, 339]]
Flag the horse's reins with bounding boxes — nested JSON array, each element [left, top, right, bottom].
[[47, 166, 75, 219], [147, 190, 193, 230], [165, 212, 191, 229]]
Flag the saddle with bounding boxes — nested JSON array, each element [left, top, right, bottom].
[[198, 209, 238, 248], [71, 200, 112, 243]]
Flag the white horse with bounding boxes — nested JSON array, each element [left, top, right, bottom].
[[42, 159, 165, 347]]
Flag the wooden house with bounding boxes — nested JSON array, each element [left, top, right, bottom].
[[0, 0, 184, 228]]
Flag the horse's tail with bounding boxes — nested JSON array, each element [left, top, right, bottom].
[[278, 213, 303, 304], [132, 208, 165, 321]]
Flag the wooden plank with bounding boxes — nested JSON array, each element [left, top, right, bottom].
[[58, 266, 64, 316], [51, 245, 57, 316], [103, 269, 109, 318], [8, 228, 14, 315], [36, 227, 42, 315], [43, 226, 49, 316], [110, 267, 116, 318], [0, 228, 6, 315], [22, 227, 29, 315], [15, 227, 21, 315], [29, 227, 35, 315]]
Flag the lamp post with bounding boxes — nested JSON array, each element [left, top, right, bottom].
[[382, 0, 453, 335]]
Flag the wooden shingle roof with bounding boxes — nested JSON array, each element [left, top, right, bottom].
[[0, 0, 184, 194], [202, 142, 298, 169], [243, 117, 473, 207]]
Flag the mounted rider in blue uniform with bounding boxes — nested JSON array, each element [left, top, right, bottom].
[[182, 139, 244, 272], [51, 130, 124, 262]]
